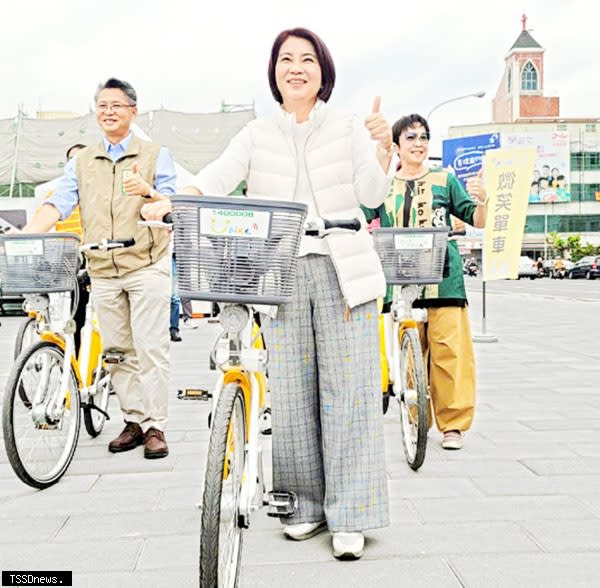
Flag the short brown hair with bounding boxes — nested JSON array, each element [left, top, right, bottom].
[[268, 28, 336, 104]]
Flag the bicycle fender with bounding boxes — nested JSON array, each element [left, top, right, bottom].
[[39, 332, 83, 386]]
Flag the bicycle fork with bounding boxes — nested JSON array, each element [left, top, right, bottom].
[[31, 334, 76, 428]]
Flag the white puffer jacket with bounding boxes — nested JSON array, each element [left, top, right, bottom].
[[193, 101, 391, 308]]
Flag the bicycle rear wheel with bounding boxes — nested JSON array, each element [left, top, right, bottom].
[[83, 367, 112, 437], [397, 328, 428, 470], [200, 382, 247, 588], [2, 341, 81, 489]]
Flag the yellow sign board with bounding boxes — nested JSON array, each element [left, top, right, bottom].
[[482, 147, 537, 281]]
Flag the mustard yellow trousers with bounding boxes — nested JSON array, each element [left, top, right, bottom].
[[418, 306, 476, 433]]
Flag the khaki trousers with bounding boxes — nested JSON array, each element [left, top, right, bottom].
[[91, 254, 171, 432], [418, 306, 476, 433]]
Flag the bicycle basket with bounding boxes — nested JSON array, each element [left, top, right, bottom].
[[171, 195, 308, 305], [0, 233, 80, 294], [372, 227, 449, 285]]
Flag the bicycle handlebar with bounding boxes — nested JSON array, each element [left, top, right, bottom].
[[304, 218, 362, 237], [137, 213, 173, 229], [80, 238, 136, 252]]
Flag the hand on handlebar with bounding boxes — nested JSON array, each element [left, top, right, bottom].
[[141, 199, 172, 223]]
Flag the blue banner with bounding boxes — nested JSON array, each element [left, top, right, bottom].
[[442, 133, 501, 189]]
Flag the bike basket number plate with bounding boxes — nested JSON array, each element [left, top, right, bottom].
[[200, 208, 271, 239], [393, 233, 434, 250], [4, 239, 44, 258]]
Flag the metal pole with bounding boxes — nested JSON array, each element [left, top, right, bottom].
[[426, 91, 486, 120], [544, 203, 548, 259], [472, 250, 498, 343], [8, 106, 23, 198]]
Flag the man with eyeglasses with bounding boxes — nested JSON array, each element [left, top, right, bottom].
[[21, 77, 176, 459]]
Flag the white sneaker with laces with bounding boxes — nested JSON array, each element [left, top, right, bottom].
[[332, 531, 364, 560], [283, 520, 326, 541]]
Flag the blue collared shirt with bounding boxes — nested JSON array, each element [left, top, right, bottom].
[[46, 132, 176, 220]]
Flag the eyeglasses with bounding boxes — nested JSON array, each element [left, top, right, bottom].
[[96, 103, 135, 113], [403, 131, 429, 143]]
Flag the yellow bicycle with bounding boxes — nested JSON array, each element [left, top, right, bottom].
[[372, 227, 449, 470], [1, 233, 131, 488], [169, 194, 361, 588]]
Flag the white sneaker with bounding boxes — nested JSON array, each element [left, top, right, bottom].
[[442, 430, 464, 450], [182, 318, 198, 330], [332, 532, 364, 560], [283, 520, 327, 541]]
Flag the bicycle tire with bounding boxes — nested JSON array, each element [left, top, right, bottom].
[[13, 317, 38, 360], [2, 341, 81, 489], [397, 328, 428, 470], [83, 367, 111, 438], [200, 382, 246, 588]]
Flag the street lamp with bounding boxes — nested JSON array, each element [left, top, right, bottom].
[[426, 91, 486, 120]]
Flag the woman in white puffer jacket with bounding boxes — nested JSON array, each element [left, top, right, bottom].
[[145, 27, 394, 560]]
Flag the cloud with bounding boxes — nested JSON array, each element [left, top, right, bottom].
[[1, 0, 598, 132]]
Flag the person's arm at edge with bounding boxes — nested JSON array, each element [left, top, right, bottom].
[[352, 116, 393, 209], [448, 171, 487, 229], [22, 157, 79, 233], [22, 203, 61, 233], [143, 127, 252, 219]]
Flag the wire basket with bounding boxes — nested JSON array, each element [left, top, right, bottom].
[[0, 233, 80, 294], [171, 195, 308, 305], [372, 227, 449, 285]]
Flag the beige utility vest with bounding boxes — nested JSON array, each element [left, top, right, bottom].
[[76, 137, 170, 278]]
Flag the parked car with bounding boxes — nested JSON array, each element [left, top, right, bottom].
[[517, 256, 538, 279], [545, 258, 574, 278], [567, 256, 600, 280]]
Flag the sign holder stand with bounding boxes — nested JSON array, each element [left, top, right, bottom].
[[472, 279, 498, 343]]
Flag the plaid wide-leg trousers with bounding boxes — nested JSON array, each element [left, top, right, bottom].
[[263, 255, 389, 532]]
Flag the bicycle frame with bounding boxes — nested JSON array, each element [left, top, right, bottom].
[[29, 284, 106, 422], [382, 285, 423, 387], [210, 304, 268, 525]]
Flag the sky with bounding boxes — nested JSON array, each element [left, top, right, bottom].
[[2, 0, 598, 156]]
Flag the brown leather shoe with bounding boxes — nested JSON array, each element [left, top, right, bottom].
[[108, 422, 144, 453], [144, 428, 169, 459]]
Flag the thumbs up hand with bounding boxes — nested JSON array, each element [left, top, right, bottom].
[[123, 162, 152, 197], [466, 167, 487, 205], [364, 96, 393, 154]]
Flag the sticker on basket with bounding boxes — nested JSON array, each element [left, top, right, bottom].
[[4, 239, 44, 257], [393, 233, 433, 250], [200, 208, 271, 239]]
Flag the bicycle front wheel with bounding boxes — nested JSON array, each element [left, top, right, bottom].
[[83, 367, 112, 438], [13, 317, 38, 360], [2, 341, 81, 489], [200, 382, 247, 588], [397, 328, 428, 471]]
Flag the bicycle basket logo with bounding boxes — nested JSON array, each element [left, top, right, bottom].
[[201, 208, 271, 239], [4, 239, 44, 259], [394, 233, 434, 250]]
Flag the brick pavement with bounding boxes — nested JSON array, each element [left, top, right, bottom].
[[0, 280, 599, 587]]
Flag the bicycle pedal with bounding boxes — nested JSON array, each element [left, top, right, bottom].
[[259, 407, 272, 435], [177, 388, 211, 401], [265, 491, 298, 517], [103, 349, 125, 364]]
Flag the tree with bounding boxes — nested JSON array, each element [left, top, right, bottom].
[[546, 232, 600, 262]]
